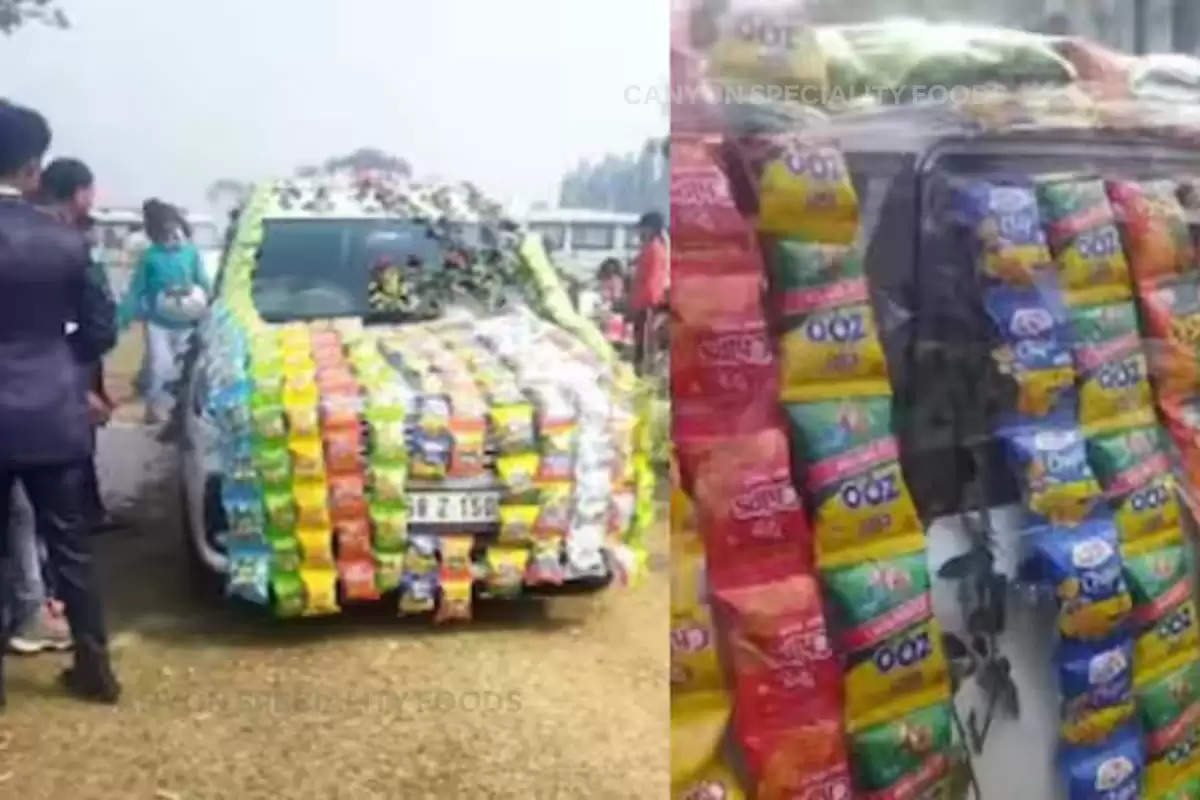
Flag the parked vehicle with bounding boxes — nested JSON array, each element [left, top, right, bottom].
[[526, 208, 640, 280], [180, 177, 655, 619]]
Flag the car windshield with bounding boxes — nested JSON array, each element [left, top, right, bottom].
[[252, 217, 496, 322]]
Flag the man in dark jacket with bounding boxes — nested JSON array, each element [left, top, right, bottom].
[[0, 101, 120, 705]]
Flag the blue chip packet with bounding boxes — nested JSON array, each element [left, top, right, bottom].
[[1061, 724, 1144, 800], [226, 543, 271, 605], [1003, 425, 1103, 525], [220, 479, 265, 539], [1059, 633, 1136, 745], [1030, 519, 1133, 641], [945, 178, 1053, 284]]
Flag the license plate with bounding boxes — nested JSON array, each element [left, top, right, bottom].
[[408, 491, 501, 525]]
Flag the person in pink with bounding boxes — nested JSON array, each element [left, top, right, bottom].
[[630, 211, 668, 374]]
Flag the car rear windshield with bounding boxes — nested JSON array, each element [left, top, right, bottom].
[[251, 218, 449, 321]]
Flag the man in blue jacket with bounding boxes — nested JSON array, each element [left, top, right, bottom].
[[0, 101, 120, 705]]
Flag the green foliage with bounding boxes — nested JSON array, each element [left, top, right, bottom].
[[558, 137, 667, 216], [0, 0, 67, 35]]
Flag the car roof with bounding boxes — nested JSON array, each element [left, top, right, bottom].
[[526, 208, 639, 225], [258, 176, 512, 226]]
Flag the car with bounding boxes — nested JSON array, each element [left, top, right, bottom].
[[180, 176, 655, 620]]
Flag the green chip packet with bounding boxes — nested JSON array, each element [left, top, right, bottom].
[[851, 703, 954, 794]]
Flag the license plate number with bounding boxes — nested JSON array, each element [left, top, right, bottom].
[[408, 491, 501, 525]]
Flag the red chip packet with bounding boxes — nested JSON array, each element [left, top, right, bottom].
[[711, 558, 852, 800], [671, 135, 756, 253]]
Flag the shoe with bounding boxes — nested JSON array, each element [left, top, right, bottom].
[[59, 666, 120, 705], [9, 606, 73, 654]]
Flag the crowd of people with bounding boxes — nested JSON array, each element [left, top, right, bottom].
[[0, 100, 211, 707]]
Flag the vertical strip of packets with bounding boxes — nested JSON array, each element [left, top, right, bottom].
[[953, 174, 1147, 799], [668, 133, 851, 800], [734, 132, 955, 799], [1107, 176, 1200, 798]]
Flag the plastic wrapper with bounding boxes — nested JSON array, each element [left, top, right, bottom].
[[1060, 724, 1144, 800], [375, 551, 405, 594], [328, 473, 367, 521], [1124, 531, 1199, 678], [271, 571, 304, 618], [670, 136, 754, 253], [985, 285, 1076, 418], [1067, 302, 1155, 434], [439, 536, 473, 577], [1087, 425, 1180, 543], [269, 535, 300, 574], [680, 426, 811, 571], [254, 440, 291, 487], [671, 531, 722, 695], [299, 567, 340, 616], [400, 573, 437, 616], [1137, 659, 1200, 796], [784, 398, 921, 565], [483, 545, 528, 599], [849, 703, 954, 800], [822, 550, 949, 733], [288, 436, 327, 483], [532, 482, 572, 540], [1002, 425, 1103, 525], [338, 559, 379, 602], [435, 578, 472, 624], [293, 481, 331, 528], [369, 461, 408, 504], [222, 481, 265, 539], [670, 689, 732, 790], [323, 426, 363, 473], [525, 539, 565, 586], [947, 178, 1053, 285], [333, 517, 372, 561], [263, 487, 296, 534], [1036, 176, 1132, 307], [671, 752, 747, 800], [711, 561, 844, 792], [370, 503, 407, 552], [1137, 276, 1200, 397], [497, 453, 539, 498], [777, 300, 889, 403], [227, 544, 271, 605], [296, 524, 334, 568], [1030, 519, 1132, 640], [1107, 179, 1194, 285], [1058, 633, 1136, 745]]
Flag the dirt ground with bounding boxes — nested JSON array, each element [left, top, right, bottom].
[[0, 338, 669, 799]]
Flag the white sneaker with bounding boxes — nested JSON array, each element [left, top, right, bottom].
[[9, 605, 73, 654]]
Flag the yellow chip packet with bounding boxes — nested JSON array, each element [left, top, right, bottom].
[[295, 525, 333, 567], [777, 303, 890, 403], [497, 453, 540, 497], [671, 541, 723, 696], [288, 435, 327, 482], [498, 505, 538, 543], [299, 567, 339, 616], [757, 145, 859, 244], [1124, 530, 1200, 684], [842, 611, 950, 733], [670, 689, 732, 787], [293, 480, 331, 528]]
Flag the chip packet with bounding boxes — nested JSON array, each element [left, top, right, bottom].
[[1137, 276, 1200, 397], [671, 537, 723, 696], [299, 567, 340, 616], [946, 178, 1053, 285], [338, 558, 379, 603], [1037, 175, 1133, 306], [1002, 425, 1103, 525], [439, 536, 474, 577], [499, 504, 538, 543], [271, 570, 304, 618], [985, 283, 1077, 418], [1107, 179, 1194, 286], [822, 549, 950, 733], [1067, 302, 1155, 434], [435, 578, 472, 624], [777, 300, 889, 403], [670, 135, 755, 253], [1060, 724, 1144, 800], [849, 703, 954, 800], [711, 561, 843, 787], [525, 539, 565, 586], [670, 689, 732, 789], [1087, 425, 1180, 543], [399, 573, 437, 615], [1059, 633, 1136, 745], [745, 137, 859, 244], [784, 398, 922, 565], [1124, 531, 1199, 677], [269, 534, 301, 574], [483, 545, 528, 599], [289, 435, 327, 482], [227, 544, 271, 605], [296, 524, 334, 568], [370, 503, 407, 551], [375, 551, 405, 594], [1030, 519, 1132, 640], [670, 752, 747, 800], [333, 517, 372, 561], [1138, 658, 1200, 796]]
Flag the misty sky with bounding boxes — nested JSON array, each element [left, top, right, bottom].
[[0, 0, 668, 214]]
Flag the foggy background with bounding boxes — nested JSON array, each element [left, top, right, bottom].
[[0, 0, 668, 214]]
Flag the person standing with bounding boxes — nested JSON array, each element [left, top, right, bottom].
[[117, 200, 211, 424], [38, 158, 122, 532], [630, 211, 669, 375], [0, 100, 120, 704]]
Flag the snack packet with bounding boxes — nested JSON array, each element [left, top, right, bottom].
[[253, 439, 291, 487], [370, 418, 409, 461], [1037, 175, 1133, 306], [338, 559, 379, 603], [323, 427, 363, 474], [263, 488, 297, 533], [328, 473, 367, 521], [299, 567, 340, 616], [227, 544, 271, 605], [711, 563, 842, 783], [293, 480, 331, 528], [1060, 724, 1144, 800], [498, 453, 540, 498], [525, 539, 565, 586], [250, 394, 286, 439], [533, 482, 573, 540], [946, 178, 1052, 285], [489, 404, 537, 454], [271, 570, 304, 618], [1138, 658, 1200, 796], [435, 578, 472, 624], [849, 703, 954, 800], [671, 537, 722, 696], [288, 435, 327, 482], [439, 536, 474, 577], [1087, 425, 1180, 543], [370, 462, 408, 504], [1059, 633, 1136, 745], [755, 718, 853, 800], [670, 136, 754, 252], [370, 503, 407, 551], [1030, 519, 1133, 640], [784, 398, 922, 565], [221, 481, 265, 540], [269, 534, 301, 574], [333, 517, 372, 561], [449, 421, 487, 479], [1137, 276, 1200, 397], [751, 139, 859, 244], [1067, 302, 1154, 434], [296, 524, 334, 568], [375, 551, 405, 594], [670, 751, 747, 800], [681, 426, 812, 571], [483, 545, 528, 599], [1107, 179, 1194, 286], [822, 550, 950, 732], [399, 573, 437, 615], [669, 689, 732, 789], [499, 505, 538, 543], [1002, 426, 1103, 525], [409, 431, 452, 480], [779, 296, 888, 393], [1153, 775, 1200, 800], [1124, 531, 1199, 678], [537, 426, 576, 483], [985, 284, 1077, 418]]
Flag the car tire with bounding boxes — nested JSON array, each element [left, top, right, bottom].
[[180, 475, 224, 599]]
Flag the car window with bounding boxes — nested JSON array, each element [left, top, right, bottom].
[[570, 222, 615, 250], [251, 218, 447, 322], [530, 223, 566, 252]]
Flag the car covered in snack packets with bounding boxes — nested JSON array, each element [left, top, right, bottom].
[[179, 177, 656, 621]]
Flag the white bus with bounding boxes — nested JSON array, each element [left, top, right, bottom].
[[525, 208, 642, 279]]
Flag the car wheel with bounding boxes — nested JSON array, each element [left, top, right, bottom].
[[180, 475, 224, 598]]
